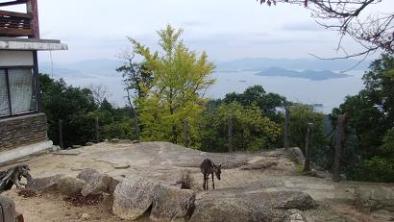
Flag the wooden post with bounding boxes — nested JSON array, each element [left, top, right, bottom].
[[95, 116, 100, 143], [58, 119, 64, 149], [333, 114, 346, 182], [227, 117, 233, 152], [284, 107, 290, 148], [26, 0, 40, 39], [183, 118, 190, 147], [303, 122, 313, 172]]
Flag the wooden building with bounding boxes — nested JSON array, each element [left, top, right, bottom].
[[0, 0, 67, 164]]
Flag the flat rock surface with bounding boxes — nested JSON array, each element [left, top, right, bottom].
[[1, 141, 393, 221]]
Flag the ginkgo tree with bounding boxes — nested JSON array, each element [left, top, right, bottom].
[[129, 25, 215, 145]]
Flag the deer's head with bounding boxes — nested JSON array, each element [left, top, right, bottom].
[[214, 164, 222, 180]]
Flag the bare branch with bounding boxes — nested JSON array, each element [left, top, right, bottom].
[[257, 0, 393, 58]]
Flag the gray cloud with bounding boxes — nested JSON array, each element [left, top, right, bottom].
[[281, 22, 322, 31]]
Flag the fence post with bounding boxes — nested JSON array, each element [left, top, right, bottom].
[[227, 117, 233, 152], [303, 122, 313, 172], [95, 116, 100, 143], [333, 114, 346, 182], [284, 106, 290, 148], [58, 119, 64, 149]]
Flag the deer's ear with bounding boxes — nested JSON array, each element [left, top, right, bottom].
[[219, 164, 222, 168]]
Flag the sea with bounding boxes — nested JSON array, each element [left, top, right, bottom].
[[58, 70, 365, 114]]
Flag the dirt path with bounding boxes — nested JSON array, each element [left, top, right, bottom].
[[3, 190, 120, 222]]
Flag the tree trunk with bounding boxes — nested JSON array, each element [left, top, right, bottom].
[[333, 114, 346, 182]]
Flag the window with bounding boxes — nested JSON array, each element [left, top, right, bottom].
[[0, 67, 37, 118]]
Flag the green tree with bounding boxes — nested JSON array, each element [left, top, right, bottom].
[[199, 102, 281, 152], [223, 85, 287, 122], [40, 74, 97, 147], [130, 25, 215, 145], [332, 54, 394, 182]]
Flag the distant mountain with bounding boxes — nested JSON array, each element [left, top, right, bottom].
[[256, 67, 350, 81], [217, 57, 370, 72], [40, 59, 121, 76]]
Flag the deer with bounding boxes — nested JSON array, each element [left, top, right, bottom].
[[200, 158, 221, 190]]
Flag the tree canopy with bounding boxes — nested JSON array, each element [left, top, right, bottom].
[[129, 25, 215, 145]]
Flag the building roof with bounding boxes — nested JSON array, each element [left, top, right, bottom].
[[0, 38, 68, 51]]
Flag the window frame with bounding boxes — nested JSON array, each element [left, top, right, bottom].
[[0, 65, 38, 119]]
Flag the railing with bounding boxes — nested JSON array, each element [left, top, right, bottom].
[[0, 10, 33, 37]]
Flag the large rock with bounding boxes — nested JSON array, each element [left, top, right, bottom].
[[189, 191, 315, 222], [27, 175, 86, 196], [0, 195, 22, 222], [26, 174, 64, 193], [271, 191, 317, 210], [150, 184, 196, 222], [77, 168, 114, 196], [57, 176, 86, 195], [113, 177, 157, 220], [189, 196, 272, 222], [354, 185, 394, 212], [285, 148, 305, 165]]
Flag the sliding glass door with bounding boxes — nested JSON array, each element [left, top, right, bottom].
[[0, 67, 37, 118]]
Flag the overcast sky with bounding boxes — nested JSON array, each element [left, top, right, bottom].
[[8, 0, 392, 64]]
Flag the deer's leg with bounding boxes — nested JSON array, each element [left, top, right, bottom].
[[203, 174, 208, 190], [212, 173, 215, 190], [13, 176, 22, 189]]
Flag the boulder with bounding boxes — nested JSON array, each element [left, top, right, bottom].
[[26, 174, 64, 192], [150, 184, 196, 222], [285, 148, 305, 165], [77, 168, 114, 196], [271, 191, 317, 210], [57, 176, 86, 195], [189, 196, 272, 222], [113, 177, 157, 220], [283, 209, 306, 222]]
